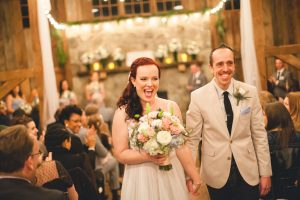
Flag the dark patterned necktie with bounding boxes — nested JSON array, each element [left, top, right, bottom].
[[223, 91, 233, 134]]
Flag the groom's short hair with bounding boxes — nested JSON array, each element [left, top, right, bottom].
[[209, 43, 235, 66]]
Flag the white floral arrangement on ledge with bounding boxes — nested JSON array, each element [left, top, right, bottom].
[[186, 41, 200, 56], [154, 45, 168, 61], [94, 46, 109, 61], [80, 52, 95, 65], [168, 38, 182, 53], [112, 48, 125, 66]]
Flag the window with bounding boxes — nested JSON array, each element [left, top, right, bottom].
[[20, 0, 30, 28], [224, 0, 240, 10], [156, 0, 182, 12], [124, 0, 150, 15], [92, 0, 119, 18]]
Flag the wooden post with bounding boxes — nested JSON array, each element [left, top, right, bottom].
[[28, 0, 45, 127], [250, 0, 267, 90]]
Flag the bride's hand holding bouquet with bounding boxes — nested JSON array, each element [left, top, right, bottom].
[[128, 103, 188, 171]]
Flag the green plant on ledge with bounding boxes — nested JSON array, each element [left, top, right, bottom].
[[52, 29, 68, 68], [216, 12, 225, 41]]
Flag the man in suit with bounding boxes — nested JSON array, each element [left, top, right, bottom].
[[186, 44, 272, 200], [187, 61, 208, 92], [0, 125, 66, 200], [268, 58, 292, 100]]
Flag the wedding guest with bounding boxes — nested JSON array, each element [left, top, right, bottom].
[[88, 115, 120, 200], [45, 124, 99, 200], [283, 92, 300, 134], [268, 58, 292, 100], [186, 44, 272, 200], [0, 125, 66, 200], [263, 102, 300, 200], [10, 115, 47, 156], [112, 57, 201, 200], [0, 100, 10, 126], [187, 61, 208, 92], [59, 79, 78, 105], [258, 90, 277, 110], [5, 85, 26, 115], [86, 71, 105, 106]]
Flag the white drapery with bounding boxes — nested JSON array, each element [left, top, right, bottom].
[[240, 0, 261, 90], [37, 0, 59, 126]]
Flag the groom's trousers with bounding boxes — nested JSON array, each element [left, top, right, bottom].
[[207, 158, 259, 200]]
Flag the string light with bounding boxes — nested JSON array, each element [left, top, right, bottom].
[[46, 0, 227, 30], [209, 0, 228, 14], [44, 10, 66, 30]]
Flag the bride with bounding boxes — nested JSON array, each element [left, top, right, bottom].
[[112, 57, 201, 200]]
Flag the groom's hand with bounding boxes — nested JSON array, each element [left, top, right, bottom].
[[186, 179, 201, 195], [259, 176, 271, 196]]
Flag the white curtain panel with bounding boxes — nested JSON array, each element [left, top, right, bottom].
[[37, 0, 59, 126], [240, 0, 262, 90]]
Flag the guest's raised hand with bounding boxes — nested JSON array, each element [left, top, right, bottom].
[[85, 125, 97, 149]]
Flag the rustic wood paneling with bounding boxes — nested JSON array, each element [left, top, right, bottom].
[[251, 0, 267, 89]]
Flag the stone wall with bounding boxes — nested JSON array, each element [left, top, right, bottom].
[[66, 13, 213, 119]]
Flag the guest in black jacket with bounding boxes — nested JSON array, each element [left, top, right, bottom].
[[45, 124, 99, 200], [263, 102, 300, 200], [0, 125, 66, 200]]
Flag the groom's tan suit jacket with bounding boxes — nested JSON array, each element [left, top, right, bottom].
[[186, 79, 272, 189]]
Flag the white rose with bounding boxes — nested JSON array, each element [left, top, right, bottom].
[[238, 88, 246, 95], [157, 131, 172, 146], [143, 139, 160, 155], [148, 111, 159, 119], [162, 112, 172, 117], [138, 122, 150, 134], [151, 119, 162, 129]]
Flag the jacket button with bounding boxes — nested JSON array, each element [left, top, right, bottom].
[[227, 157, 231, 160]]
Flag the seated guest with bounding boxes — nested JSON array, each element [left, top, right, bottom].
[[284, 92, 300, 134], [10, 115, 48, 157], [0, 125, 66, 200], [258, 90, 277, 110], [0, 101, 10, 126], [35, 160, 78, 200], [263, 102, 300, 200], [88, 115, 120, 200]]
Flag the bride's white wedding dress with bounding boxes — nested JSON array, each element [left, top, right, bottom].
[[121, 135, 188, 200]]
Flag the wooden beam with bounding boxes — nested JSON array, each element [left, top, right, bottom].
[[251, 0, 267, 90], [276, 54, 300, 70], [0, 79, 26, 99], [265, 44, 300, 56], [0, 68, 35, 81]]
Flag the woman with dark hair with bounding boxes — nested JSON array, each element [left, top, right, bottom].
[[112, 57, 200, 200], [59, 79, 77, 105], [263, 102, 300, 199]]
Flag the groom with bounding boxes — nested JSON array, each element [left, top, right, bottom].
[[186, 44, 272, 200]]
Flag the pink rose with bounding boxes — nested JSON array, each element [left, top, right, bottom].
[[137, 134, 148, 143], [169, 124, 181, 135], [162, 118, 172, 129]]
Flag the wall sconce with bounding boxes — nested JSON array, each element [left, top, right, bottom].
[[165, 57, 172, 64], [107, 62, 115, 70], [93, 62, 101, 71], [180, 53, 188, 62]]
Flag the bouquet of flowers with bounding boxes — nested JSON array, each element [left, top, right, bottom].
[[128, 104, 188, 170]]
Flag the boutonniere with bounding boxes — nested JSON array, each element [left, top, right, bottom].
[[233, 87, 250, 106]]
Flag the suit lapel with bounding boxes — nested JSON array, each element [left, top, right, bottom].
[[231, 81, 241, 137]]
